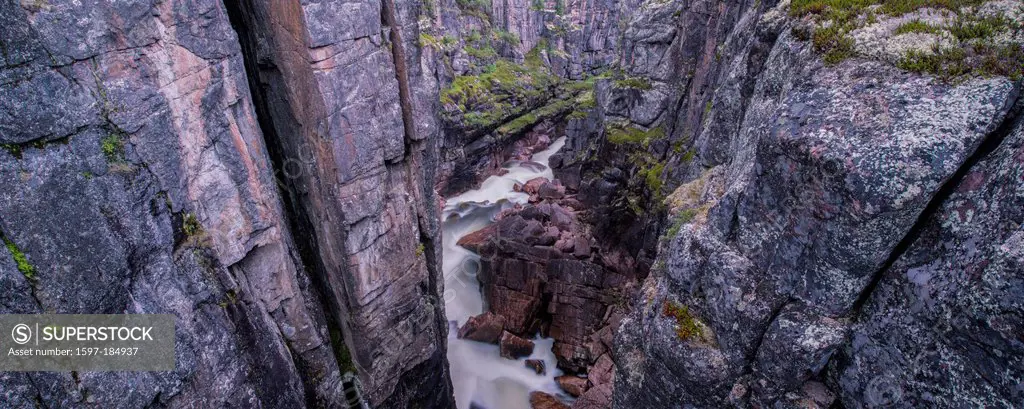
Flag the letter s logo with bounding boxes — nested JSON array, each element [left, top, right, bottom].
[[11, 324, 31, 345]]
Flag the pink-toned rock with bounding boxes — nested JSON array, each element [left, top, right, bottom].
[[538, 181, 566, 200], [555, 375, 589, 397], [522, 177, 549, 195], [573, 236, 591, 258], [555, 237, 575, 253], [457, 312, 506, 344], [589, 354, 615, 387], [529, 391, 570, 409], [456, 224, 498, 253], [499, 331, 535, 359], [571, 383, 612, 409]]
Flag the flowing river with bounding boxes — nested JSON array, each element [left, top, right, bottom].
[[441, 137, 569, 409]]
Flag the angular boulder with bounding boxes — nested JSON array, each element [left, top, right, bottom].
[[529, 391, 570, 409], [457, 312, 507, 344], [525, 359, 546, 375], [522, 177, 549, 195], [555, 375, 589, 397], [499, 331, 535, 359]]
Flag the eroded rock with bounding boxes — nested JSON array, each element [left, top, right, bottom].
[[458, 312, 507, 344]]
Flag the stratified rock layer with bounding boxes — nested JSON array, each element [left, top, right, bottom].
[[0, 0, 452, 407]]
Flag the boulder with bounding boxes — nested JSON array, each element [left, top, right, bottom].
[[555, 375, 589, 397], [572, 236, 591, 258], [537, 181, 566, 200], [499, 331, 535, 359], [522, 177, 549, 195], [457, 312, 507, 344], [589, 354, 615, 387], [525, 359, 546, 375], [529, 391, 570, 409]]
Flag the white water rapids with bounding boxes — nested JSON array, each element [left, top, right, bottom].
[[442, 137, 570, 409]]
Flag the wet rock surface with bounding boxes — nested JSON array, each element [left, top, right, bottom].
[[530, 391, 572, 409], [556, 375, 589, 397], [458, 312, 507, 343], [464, 193, 639, 373], [499, 331, 537, 359], [526, 359, 547, 375]]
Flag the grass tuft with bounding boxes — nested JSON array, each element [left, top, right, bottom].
[[894, 19, 940, 34]]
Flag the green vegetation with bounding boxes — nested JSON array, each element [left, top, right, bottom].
[[525, 39, 550, 68], [441, 57, 562, 130], [492, 29, 520, 45], [640, 162, 666, 192], [681, 147, 696, 163], [419, 33, 457, 50], [1, 137, 68, 159], [456, 0, 491, 20], [788, 0, 1022, 76], [182, 213, 203, 238], [789, 0, 987, 19], [218, 290, 239, 308], [465, 44, 497, 59], [810, 23, 855, 65], [567, 90, 596, 119], [663, 301, 702, 341], [329, 326, 358, 374], [1, 143, 22, 158], [606, 122, 666, 147], [663, 206, 699, 240], [613, 76, 653, 91], [497, 96, 575, 135], [415, 243, 426, 258], [101, 133, 124, 162], [947, 13, 1018, 40], [2, 233, 36, 280], [894, 19, 940, 34]]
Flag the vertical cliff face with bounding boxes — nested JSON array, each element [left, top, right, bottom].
[[0, 0, 451, 407], [0, 0, 341, 406], [580, 0, 1024, 408], [223, 0, 453, 406]]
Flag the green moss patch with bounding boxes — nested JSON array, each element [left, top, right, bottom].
[[440, 59, 560, 129], [613, 76, 653, 91], [663, 301, 703, 341], [605, 122, 666, 147], [2, 233, 36, 280]]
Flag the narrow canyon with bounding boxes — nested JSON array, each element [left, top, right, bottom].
[[1, 0, 1021, 408]]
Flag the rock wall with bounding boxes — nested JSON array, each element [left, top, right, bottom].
[[224, 0, 453, 406], [593, 0, 1024, 408], [0, 0, 452, 407], [422, 0, 634, 197]]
